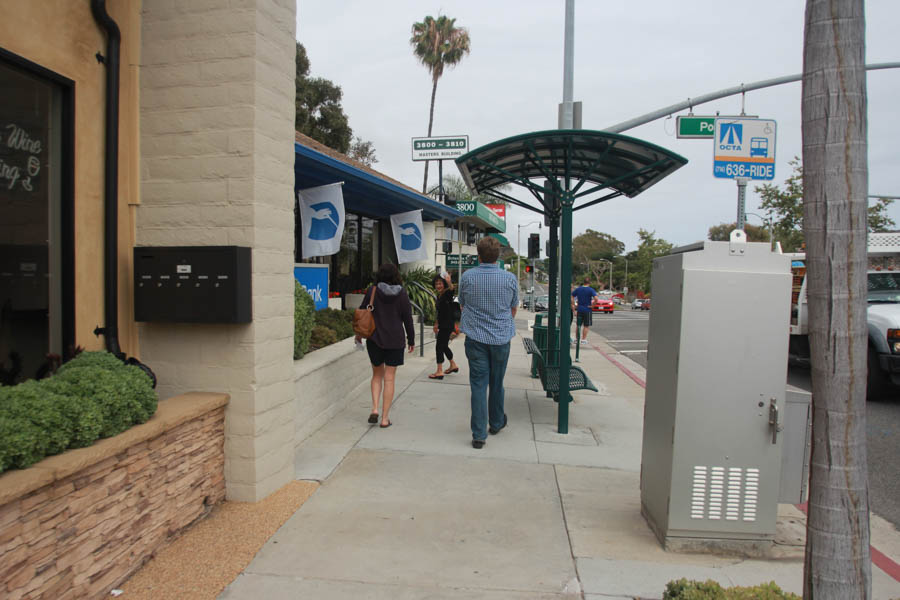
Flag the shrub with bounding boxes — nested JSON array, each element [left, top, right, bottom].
[[295, 281, 316, 359], [314, 308, 353, 340], [0, 381, 71, 457], [0, 351, 157, 474], [309, 325, 338, 349], [402, 266, 437, 324], [663, 579, 800, 600], [55, 350, 125, 374]]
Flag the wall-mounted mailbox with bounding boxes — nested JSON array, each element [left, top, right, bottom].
[[134, 246, 251, 323]]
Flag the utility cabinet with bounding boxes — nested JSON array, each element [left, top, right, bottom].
[[640, 233, 792, 551], [134, 246, 251, 323]]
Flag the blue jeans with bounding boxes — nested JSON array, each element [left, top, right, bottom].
[[464, 337, 511, 441]]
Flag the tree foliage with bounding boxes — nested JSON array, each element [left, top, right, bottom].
[[295, 43, 352, 152], [410, 15, 471, 192], [570, 230, 624, 287], [295, 42, 378, 161], [347, 136, 378, 167], [707, 222, 771, 242], [434, 174, 500, 205], [756, 157, 894, 252], [631, 229, 673, 294]]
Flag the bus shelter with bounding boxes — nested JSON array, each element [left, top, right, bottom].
[[455, 129, 687, 433]]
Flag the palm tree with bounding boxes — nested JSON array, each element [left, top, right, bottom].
[[410, 15, 471, 193], [801, 1, 871, 597]]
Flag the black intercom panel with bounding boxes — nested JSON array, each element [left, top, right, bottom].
[[133, 246, 251, 323]]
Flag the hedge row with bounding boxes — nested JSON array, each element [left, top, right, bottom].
[[663, 578, 800, 599], [0, 351, 157, 474]]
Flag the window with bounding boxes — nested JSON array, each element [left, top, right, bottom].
[[0, 51, 73, 384]]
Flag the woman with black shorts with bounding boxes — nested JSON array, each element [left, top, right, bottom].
[[429, 273, 460, 379], [355, 263, 415, 428]]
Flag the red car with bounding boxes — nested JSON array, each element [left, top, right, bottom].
[[592, 295, 614, 313]]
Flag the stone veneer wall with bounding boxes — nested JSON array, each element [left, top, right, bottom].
[[138, 0, 298, 501], [0, 394, 228, 600]]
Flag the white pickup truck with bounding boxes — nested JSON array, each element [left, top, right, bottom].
[[787, 232, 900, 398]]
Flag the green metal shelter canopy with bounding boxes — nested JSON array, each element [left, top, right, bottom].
[[456, 129, 686, 215], [455, 129, 687, 434]]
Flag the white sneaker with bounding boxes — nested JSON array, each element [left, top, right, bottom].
[[580, 339, 588, 346]]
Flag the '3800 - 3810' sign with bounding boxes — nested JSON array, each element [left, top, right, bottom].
[[411, 135, 468, 161]]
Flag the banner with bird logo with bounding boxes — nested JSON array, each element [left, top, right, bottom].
[[297, 182, 345, 257], [389, 209, 428, 264]]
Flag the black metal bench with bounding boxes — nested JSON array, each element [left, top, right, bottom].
[[522, 337, 598, 396]]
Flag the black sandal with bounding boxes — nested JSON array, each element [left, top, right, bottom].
[[368, 413, 378, 424]]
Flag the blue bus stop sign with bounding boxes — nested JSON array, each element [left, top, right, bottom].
[[713, 118, 776, 180]]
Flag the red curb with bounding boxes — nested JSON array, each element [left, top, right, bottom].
[[593, 344, 646, 389]]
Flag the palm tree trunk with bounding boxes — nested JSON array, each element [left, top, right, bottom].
[[801, 1, 870, 598], [422, 77, 439, 193]]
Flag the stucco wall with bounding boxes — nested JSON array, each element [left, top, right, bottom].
[[0, 0, 142, 356], [138, 0, 297, 502]]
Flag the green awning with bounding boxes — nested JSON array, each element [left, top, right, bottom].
[[455, 129, 687, 213], [453, 199, 506, 232], [489, 233, 510, 247]]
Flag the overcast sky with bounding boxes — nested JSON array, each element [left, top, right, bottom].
[[297, 1, 900, 253]]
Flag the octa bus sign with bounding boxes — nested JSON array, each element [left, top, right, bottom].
[[713, 118, 776, 180]]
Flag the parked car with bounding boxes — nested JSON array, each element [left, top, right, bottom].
[[641, 298, 651, 311], [592, 295, 614, 313], [534, 295, 549, 312], [631, 299, 644, 310]]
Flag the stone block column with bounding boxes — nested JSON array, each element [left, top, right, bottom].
[[138, 0, 297, 501]]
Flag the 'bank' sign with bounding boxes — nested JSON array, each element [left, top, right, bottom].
[[294, 263, 328, 310]]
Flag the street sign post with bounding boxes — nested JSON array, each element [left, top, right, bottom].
[[411, 136, 469, 161], [713, 118, 776, 181]]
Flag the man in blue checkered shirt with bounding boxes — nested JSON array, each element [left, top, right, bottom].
[[458, 236, 519, 449]]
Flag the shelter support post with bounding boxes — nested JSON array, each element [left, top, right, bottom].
[[557, 190, 574, 433], [545, 183, 559, 377]]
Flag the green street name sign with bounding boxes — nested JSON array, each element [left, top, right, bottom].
[[446, 254, 478, 269], [676, 116, 715, 138], [411, 135, 469, 161], [676, 115, 758, 139]]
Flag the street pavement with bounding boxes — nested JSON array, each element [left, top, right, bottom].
[[220, 309, 900, 600]]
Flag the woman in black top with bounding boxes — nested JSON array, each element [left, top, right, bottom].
[[428, 273, 460, 379], [355, 263, 415, 428]]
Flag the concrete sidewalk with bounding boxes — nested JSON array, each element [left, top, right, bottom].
[[220, 311, 900, 599]]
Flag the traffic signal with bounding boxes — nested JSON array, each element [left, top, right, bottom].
[[524, 264, 533, 273], [527, 233, 540, 258]]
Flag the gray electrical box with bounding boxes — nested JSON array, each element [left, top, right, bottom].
[[134, 246, 251, 323], [640, 233, 792, 552]]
